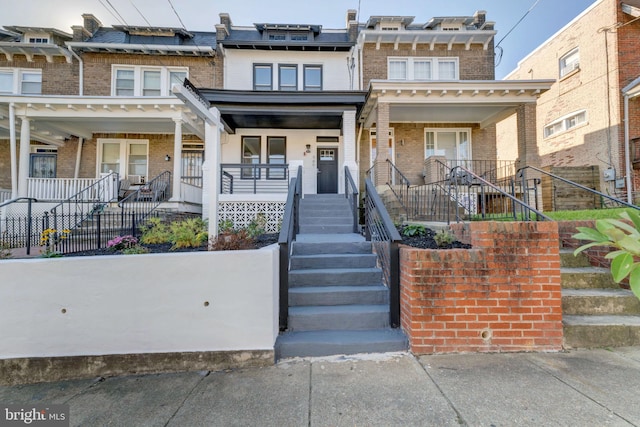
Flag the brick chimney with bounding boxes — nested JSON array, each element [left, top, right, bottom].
[[71, 25, 91, 42], [346, 9, 358, 42], [473, 10, 486, 29], [217, 13, 232, 42], [82, 14, 102, 36]]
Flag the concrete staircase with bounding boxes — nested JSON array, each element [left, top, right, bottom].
[[561, 248, 640, 348], [275, 194, 408, 359]]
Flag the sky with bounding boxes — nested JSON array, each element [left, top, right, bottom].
[[0, 0, 597, 78]]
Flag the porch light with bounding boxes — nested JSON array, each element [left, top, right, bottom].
[[305, 144, 311, 153], [165, 154, 171, 161]]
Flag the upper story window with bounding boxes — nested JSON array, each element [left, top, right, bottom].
[[388, 57, 458, 81], [544, 110, 587, 138], [28, 37, 49, 43], [291, 34, 308, 41], [559, 48, 580, 78], [279, 65, 297, 91], [268, 33, 286, 41], [0, 68, 42, 95], [112, 65, 187, 96], [304, 65, 322, 91], [254, 64, 273, 91]]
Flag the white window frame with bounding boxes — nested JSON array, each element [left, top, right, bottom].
[[424, 128, 472, 161], [111, 65, 188, 97], [559, 48, 580, 78], [0, 68, 42, 95], [97, 139, 149, 182], [387, 57, 459, 81], [543, 110, 588, 138]]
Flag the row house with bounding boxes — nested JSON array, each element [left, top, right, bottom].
[[0, 9, 553, 235], [498, 0, 640, 204]]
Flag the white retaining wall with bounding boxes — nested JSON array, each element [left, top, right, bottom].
[[0, 246, 279, 359]]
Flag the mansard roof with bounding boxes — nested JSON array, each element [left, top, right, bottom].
[[86, 27, 216, 47]]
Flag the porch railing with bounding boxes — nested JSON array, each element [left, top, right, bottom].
[[387, 160, 410, 217], [28, 177, 104, 201], [220, 164, 289, 194], [344, 166, 359, 233], [278, 166, 302, 330], [0, 189, 11, 203], [119, 171, 172, 221], [364, 177, 402, 328]]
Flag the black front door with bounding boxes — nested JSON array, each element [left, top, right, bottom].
[[317, 147, 338, 194]]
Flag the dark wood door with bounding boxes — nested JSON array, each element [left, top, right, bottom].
[[317, 147, 338, 194]]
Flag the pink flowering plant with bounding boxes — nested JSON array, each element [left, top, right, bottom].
[[107, 235, 139, 251]]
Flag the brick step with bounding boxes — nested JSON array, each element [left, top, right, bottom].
[[559, 249, 591, 268], [561, 267, 619, 289], [289, 285, 388, 306], [289, 267, 382, 287], [275, 329, 408, 360], [290, 253, 377, 270], [563, 315, 640, 348], [562, 288, 640, 315], [288, 305, 389, 331]]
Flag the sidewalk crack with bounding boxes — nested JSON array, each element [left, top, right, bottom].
[[164, 371, 210, 427]]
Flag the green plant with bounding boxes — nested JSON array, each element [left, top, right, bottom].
[[121, 245, 149, 255], [402, 224, 426, 237], [0, 242, 11, 260], [107, 235, 138, 251], [573, 210, 640, 300], [170, 217, 208, 249], [246, 214, 267, 238], [218, 219, 235, 234], [40, 228, 70, 258], [434, 229, 454, 247], [140, 217, 171, 244]]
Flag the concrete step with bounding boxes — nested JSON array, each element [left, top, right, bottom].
[[562, 289, 640, 315], [299, 216, 352, 226], [275, 329, 408, 359], [561, 267, 619, 289], [289, 267, 382, 287], [298, 224, 354, 234], [288, 305, 389, 331], [559, 249, 591, 268], [563, 315, 640, 348], [289, 285, 389, 306], [292, 236, 370, 256], [290, 253, 377, 270]]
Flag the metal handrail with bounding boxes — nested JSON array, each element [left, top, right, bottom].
[[517, 165, 640, 211], [221, 171, 234, 194], [364, 177, 402, 328], [277, 166, 303, 330], [118, 171, 172, 227], [344, 166, 359, 233], [0, 197, 38, 255], [386, 159, 410, 217]]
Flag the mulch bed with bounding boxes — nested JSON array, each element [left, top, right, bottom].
[[397, 226, 472, 250]]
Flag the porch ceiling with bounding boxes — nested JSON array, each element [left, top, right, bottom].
[[0, 96, 205, 144], [360, 79, 554, 129]]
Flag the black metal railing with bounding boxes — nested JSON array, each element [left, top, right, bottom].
[[344, 166, 359, 233], [277, 166, 302, 330], [387, 160, 410, 217], [118, 171, 172, 222], [220, 164, 289, 194], [364, 177, 402, 328], [442, 159, 516, 184], [517, 165, 640, 212], [0, 197, 38, 254]]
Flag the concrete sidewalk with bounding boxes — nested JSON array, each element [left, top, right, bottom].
[[2, 348, 640, 426]]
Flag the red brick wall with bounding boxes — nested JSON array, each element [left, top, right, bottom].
[[400, 221, 562, 354], [558, 220, 614, 269]]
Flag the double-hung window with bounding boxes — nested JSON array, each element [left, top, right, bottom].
[[424, 129, 471, 162], [544, 110, 587, 138], [304, 65, 322, 91], [253, 64, 272, 91], [279, 65, 297, 91], [0, 69, 42, 94], [112, 66, 188, 96], [560, 48, 580, 78], [388, 57, 459, 80], [98, 139, 149, 182], [242, 136, 261, 178], [267, 137, 286, 179], [388, 59, 408, 80]]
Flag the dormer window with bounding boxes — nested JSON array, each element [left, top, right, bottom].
[[28, 37, 49, 43], [381, 26, 400, 31], [268, 33, 286, 41], [291, 33, 308, 41]]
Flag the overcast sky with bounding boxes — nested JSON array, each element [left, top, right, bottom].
[[0, 0, 597, 78]]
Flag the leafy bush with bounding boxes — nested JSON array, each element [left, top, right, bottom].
[[107, 235, 138, 251], [170, 217, 208, 249], [140, 217, 171, 244], [209, 229, 255, 251], [0, 242, 11, 260], [402, 224, 426, 237], [218, 219, 235, 234], [434, 229, 454, 247], [573, 210, 640, 300], [122, 245, 149, 255], [246, 214, 267, 238]]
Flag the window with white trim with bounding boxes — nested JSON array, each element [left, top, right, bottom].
[[98, 139, 149, 181], [543, 110, 587, 138], [111, 65, 188, 96], [559, 48, 580, 78], [28, 37, 49, 43], [424, 129, 472, 161], [387, 57, 459, 80], [0, 68, 42, 94]]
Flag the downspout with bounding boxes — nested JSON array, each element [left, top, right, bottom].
[[624, 93, 633, 204], [9, 102, 17, 198], [74, 137, 84, 179], [67, 45, 83, 95]]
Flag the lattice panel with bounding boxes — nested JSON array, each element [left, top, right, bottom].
[[218, 201, 285, 233]]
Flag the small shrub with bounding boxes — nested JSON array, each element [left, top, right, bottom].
[[121, 245, 149, 255], [170, 217, 208, 249], [246, 214, 267, 238], [402, 224, 426, 237], [218, 219, 235, 233], [209, 229, 256, 251], [434, 229, 454, 247], [140, 217, 171, 244], [107, 235, 138, 251], [0, 242, 11, 260], [40, 228, 70, 258]]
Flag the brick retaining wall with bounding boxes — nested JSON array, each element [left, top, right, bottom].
[[400, 221, 563, 354]]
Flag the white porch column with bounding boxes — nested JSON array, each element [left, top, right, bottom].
[[204, 107, 221, 237], [17, 116, 31, 198], [9, 103, 17, 198], [342, 109, 358, 192], [171, 118, 183, 201]]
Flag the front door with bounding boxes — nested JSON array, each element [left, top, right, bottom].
[[317, 147, 338, 194]]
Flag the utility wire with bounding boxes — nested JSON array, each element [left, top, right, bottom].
[[104, 0, 130, 26], [129, 0, 152, 27], [97, 0, 127, 26], [167, 0, 188, 30], [496, 0, 541, 48]]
